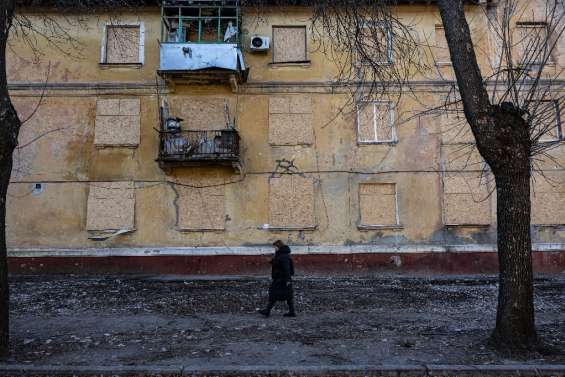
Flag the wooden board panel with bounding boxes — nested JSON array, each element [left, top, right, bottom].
[[95, 99, 140, 147], [86, 182, 135, 231], [273, 26, 307, 63], [531, 171, 565, 225], [444, 193, 491, 225], [434, 26, 450, 63], [170, 97, 229, 131], [269, 175, 316, 228], [177, 185, 226, 231], [359, 183, 398, 226], [106, 26, 140, 64], [268, 95, 314, 146]]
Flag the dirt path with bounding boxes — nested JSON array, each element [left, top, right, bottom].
[[5, 275, 565, 366]]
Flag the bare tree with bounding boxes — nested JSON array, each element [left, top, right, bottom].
[[0, 0, 145, 358], [437, 0, 565, 349], [309, 0, 565, 349]]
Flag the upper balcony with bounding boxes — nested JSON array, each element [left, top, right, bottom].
[[158, 0, 248, 88]]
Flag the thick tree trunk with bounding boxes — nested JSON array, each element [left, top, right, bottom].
[[0, 0, 17, 358], [492, 172, 537, 347], [0, 127, 14, 358], [0, 97, 18, 359], [437, 0, 538, 349]]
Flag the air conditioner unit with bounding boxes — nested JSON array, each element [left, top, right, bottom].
[[250, 36, 270, 51]]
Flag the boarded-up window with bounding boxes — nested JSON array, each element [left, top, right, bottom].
[[443, 173, 491, 225], [95, 98, 141, 147], [358, 21, 392, 65], [438, 112, 475, 144], [434, 25, 451, 64], [169, 97, 230, 131], [358, 183, 399, 227], [528, 100, 563, 142], [272, 26, 307, 63], [86, 182, 135, 232], [531, 173, 565, 225], [177, 186, 226, 231], [357, 102, 395, 143], [515, 22, 552, 66], [103, 25, 143, 64], [269, 175, 316, 229], [269, 96, 313, 145]]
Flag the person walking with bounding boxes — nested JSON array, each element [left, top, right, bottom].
[[258, 240, 296, 317]]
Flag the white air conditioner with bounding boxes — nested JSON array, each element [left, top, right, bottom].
[[250, 36, 270, 51]]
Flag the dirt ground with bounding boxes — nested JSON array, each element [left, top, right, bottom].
[[4, 274, 565, 367]]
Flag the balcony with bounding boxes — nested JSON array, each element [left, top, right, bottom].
[[157, 0, 247, 88], [157, 129, 241, 169]]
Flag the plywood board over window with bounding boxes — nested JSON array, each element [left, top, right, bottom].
[[169, 97, 231, 131], [528, 100, 563, 142], [101, 24, 144, 64], [95, 98, 141, 147], [272, 26, 307, 63], [269, 175, 316, 230], [531, 173, 565, 225], [434, 25, 451, 64], [86, 182, 135, 232], [514, 22, 553, 66], [357, 102, 395, 143], [177, 185, 226, 231], [442, 172, 491, 226], [358, 183, 399, 228], [269, 96, 313, 145]]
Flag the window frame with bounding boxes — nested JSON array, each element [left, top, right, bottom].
[[514, 21, 554, 68], [356, 101, 396, 144], [434, 24, 452, 66], [527, 99, 563, 142], [100, 22, 145, 66], [271, 25, 309, 64], [357, 182, 401, 229], [357, 19, 393, 66]]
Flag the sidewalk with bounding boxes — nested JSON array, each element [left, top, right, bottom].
[[1, 274, 564, 375]]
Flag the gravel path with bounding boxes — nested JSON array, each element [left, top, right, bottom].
[[5, 274, 565, 366]]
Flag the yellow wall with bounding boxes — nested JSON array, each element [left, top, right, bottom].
[[6, 1, 565, 251]]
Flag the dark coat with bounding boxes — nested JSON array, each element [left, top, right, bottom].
[[268, 245, 295, 302]]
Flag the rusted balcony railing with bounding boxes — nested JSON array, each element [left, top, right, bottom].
[[157, 129, 240, 168]]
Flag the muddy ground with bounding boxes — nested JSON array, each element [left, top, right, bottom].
[[4, 274, 565, 367]]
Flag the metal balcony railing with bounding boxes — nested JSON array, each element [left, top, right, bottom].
[[157, 129, 240, 166]]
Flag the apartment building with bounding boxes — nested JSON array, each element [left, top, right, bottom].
[[6, 0, 565, 274]]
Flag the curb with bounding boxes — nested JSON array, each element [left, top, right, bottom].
[[1, 364, 565, 377]]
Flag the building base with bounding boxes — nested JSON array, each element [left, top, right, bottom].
[[7, 245, 565, 275]]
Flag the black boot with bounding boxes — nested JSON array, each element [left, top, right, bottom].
[[284, 298, 296, 317], [258, 301, 275, 317]]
